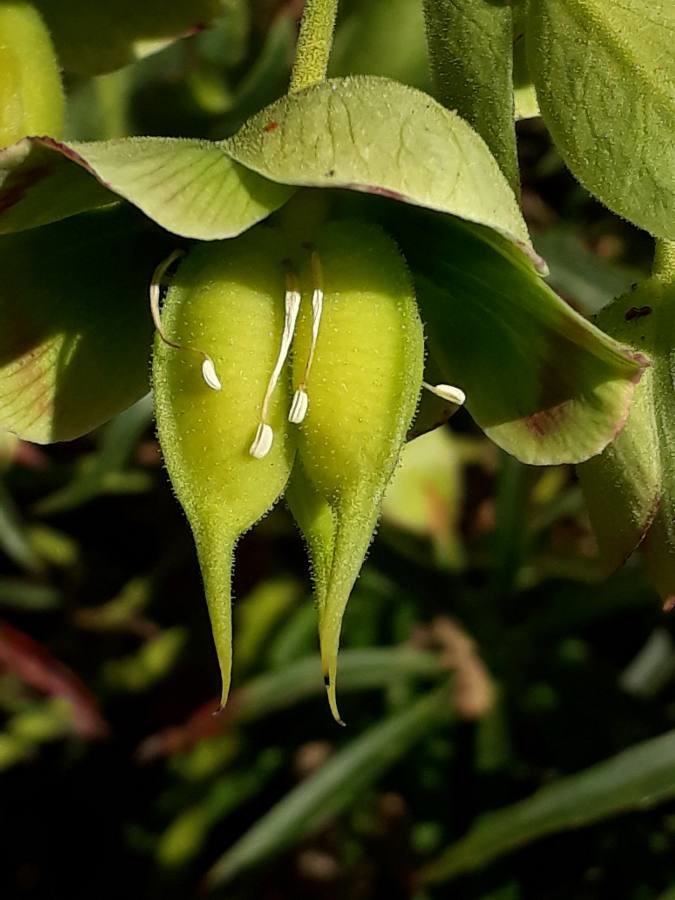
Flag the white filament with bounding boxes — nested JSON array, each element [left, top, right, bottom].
[[150, 249, 222, 392], [250, 271, 302, 459], [289, 251, 324, 424]]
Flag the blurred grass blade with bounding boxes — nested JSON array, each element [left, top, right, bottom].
[[236, 647, 444, 723], [136, 647, 444, 760], [0, 578, 61, 612], [657, 887, 675, 900], [157, 750, 283, 869], [0, 480, 44, 573], [35, 395, 153, 515], [207, 686, 452, 888], [421, 727, 675, 883]]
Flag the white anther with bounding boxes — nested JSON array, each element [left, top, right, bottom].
[[249, 423, 274, 459], [422, 381, 466, 406], [289, 388, 309, 424], [201, 358, 222, 391]]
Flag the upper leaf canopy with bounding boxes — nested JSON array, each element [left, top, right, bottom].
[[528, 0, 675, 240]]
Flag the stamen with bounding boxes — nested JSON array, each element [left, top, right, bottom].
[[422, 381, 466, 406], [150, 250, 222, 391], [289, 250, 324, 425], [249, 264, 301, 459]]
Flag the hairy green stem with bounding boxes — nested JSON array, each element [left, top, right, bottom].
[[289, 0, 339, 94], [653, 240, 675, 281]]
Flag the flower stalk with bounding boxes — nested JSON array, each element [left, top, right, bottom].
[[289, 0, 339, 94]]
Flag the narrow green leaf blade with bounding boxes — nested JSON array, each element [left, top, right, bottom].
[[0, 136, 292, 238], [398, 213, 648, 465], [528, 0, 675, 240], [34, 395, 153, 514], [422, 727, 675, 883], [208, 686, 452, 887], [235, 647, 444, 722], [423, 0, 518, 190], [0, 207, 168, 442], [224, 76, 533, 254]]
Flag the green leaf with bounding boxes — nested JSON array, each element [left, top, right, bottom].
[[224, 76, 533, 254], [0, 206, 169, 443], [0, 136, 292, 238], [527, 0, 675, 240], [207, 686, 452, 887], [397, 213, 648, 465], [423, 0, 518, 190], [34, 0, 226, 75], [421, 726, 675, 883], [577, 275, 675, 594]]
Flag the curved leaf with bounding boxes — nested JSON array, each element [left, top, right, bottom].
[[396, 212, 648, 465], [528, 0, 675, 240], [0, 206, 169, 443], [224, 76, 533, 255], [0, 136, 292, 238]]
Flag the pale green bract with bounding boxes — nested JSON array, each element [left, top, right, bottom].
[[0, 136, 293, 238], [528, 0, 675, 240], [224, 76, 533, 254]]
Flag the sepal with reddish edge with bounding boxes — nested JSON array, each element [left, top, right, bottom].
[[577, 273, 675, 604], [396, 212, 649, 466]]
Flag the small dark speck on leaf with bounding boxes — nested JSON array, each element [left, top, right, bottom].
[[625, 306, 652, 322], [263, 121, 279, 133], [325, 169, 335, 177], [323, 674, 330, 686]]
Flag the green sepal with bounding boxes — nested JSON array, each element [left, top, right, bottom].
[[0, 136, 292, 238], [0, 205, 170, 442], [578, 274, 675, 600], [224, 75, 533, 255], [397, 212, 648, 465]]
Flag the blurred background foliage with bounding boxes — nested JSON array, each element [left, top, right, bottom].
[[1, 1, 674, 898]]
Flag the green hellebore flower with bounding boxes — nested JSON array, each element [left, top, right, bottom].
[[152, 218, 452, 721]]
